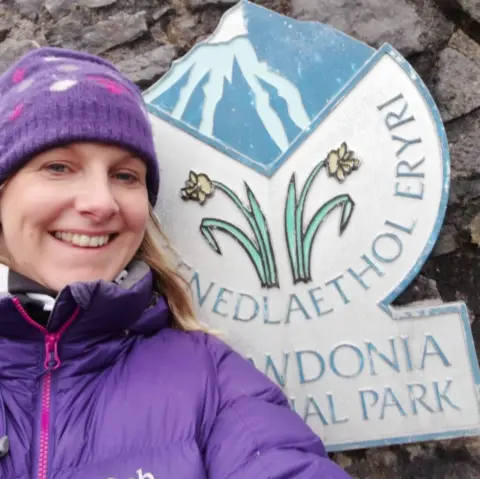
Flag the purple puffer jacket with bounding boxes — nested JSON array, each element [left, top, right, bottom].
[[0, 261, 351, 479]]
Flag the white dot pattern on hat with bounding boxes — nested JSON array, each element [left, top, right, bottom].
[[16, 78, 35, 93], [50, 79, 78, 92], [57, 64, 80, 72]]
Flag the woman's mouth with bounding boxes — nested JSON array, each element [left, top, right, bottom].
[[51, 231, 116, 248]]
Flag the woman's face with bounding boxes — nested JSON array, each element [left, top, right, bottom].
[[0, 142, 149, 291]]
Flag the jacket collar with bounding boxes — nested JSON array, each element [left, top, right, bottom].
[[0, 261, 172, 343], [8, 270, 57, 297]]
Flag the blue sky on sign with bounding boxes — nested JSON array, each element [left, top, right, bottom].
[[147, 1, 374, 172]]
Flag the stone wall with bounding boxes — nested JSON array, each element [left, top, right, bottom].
[[0, 0, 479, 477]]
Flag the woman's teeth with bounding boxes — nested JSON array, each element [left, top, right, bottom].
[[53, 232, 111, 248]]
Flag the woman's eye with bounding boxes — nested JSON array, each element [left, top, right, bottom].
[[45, 163, 70, 174], [114, 171, 139, 183]]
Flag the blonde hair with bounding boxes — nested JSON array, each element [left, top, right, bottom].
[[137, 207, 208, 332]]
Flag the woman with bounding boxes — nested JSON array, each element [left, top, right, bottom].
[[0, 47, 352, 478]]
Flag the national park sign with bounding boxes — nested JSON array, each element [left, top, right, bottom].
[[144, 1, 480, 451]]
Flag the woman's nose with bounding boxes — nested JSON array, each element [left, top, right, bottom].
[[75, 178, 120, 222]]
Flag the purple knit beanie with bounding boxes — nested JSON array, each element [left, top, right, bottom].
[[0, 47, 159, 205]]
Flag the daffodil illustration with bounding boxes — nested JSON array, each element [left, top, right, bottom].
[[182, 141, 361, 288], [181, 170, 278, 288], [285, 142, 361, 283], [326, 142, 361, 182], [181, 171, 214, 205]]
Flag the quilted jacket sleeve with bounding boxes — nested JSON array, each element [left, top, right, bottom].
[[203, 334, 352, 479]]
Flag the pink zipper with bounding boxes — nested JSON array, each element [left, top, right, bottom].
[[12, 298, 80, 479], [38, 373, 52, 479]]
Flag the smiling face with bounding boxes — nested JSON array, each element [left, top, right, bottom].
[[0, 142, 149, 291]]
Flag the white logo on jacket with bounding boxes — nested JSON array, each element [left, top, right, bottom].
[[107, 468, 155, 479]]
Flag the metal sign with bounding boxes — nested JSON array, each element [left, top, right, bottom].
[[144, 1, 480, 451]]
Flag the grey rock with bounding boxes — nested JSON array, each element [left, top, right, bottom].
[[449, 30, 480, 65], [0, 39, 39, 75], [13, 0, 43, 12], [150, 22, 169, 44], [13, 0, 43, 19], [291, 0, 451, 56], [332, 453, 353, 470], [187, 0, 238, 9], [401, 451, 480, 478], [0, 22, 11, 43], [152, 5, 174, 21], [45, 16, 84, 49], [352, 439, 479, 479], [459, 0, 480, 23], [450, 178, 480, 204], [469, 213, 480, 246], [46, 0, 116, 15], [464, 436, 480, 459], [167, 14, 198, 49], [44, 0, 73, 19], [446, 108, 480, 179], [394, 274, 442, 306], [46, 11, 148, 55], [116, 44, 177, 86], [338, 440, 480, 478], [405, 0, 454, 52], [84, 0, 118, 8], [0, 4, 12, 41], [432, 224, 458, 256], [434, 47, 480, 122]]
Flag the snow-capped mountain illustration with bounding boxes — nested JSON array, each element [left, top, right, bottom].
[[144, 1, 375, 175]]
